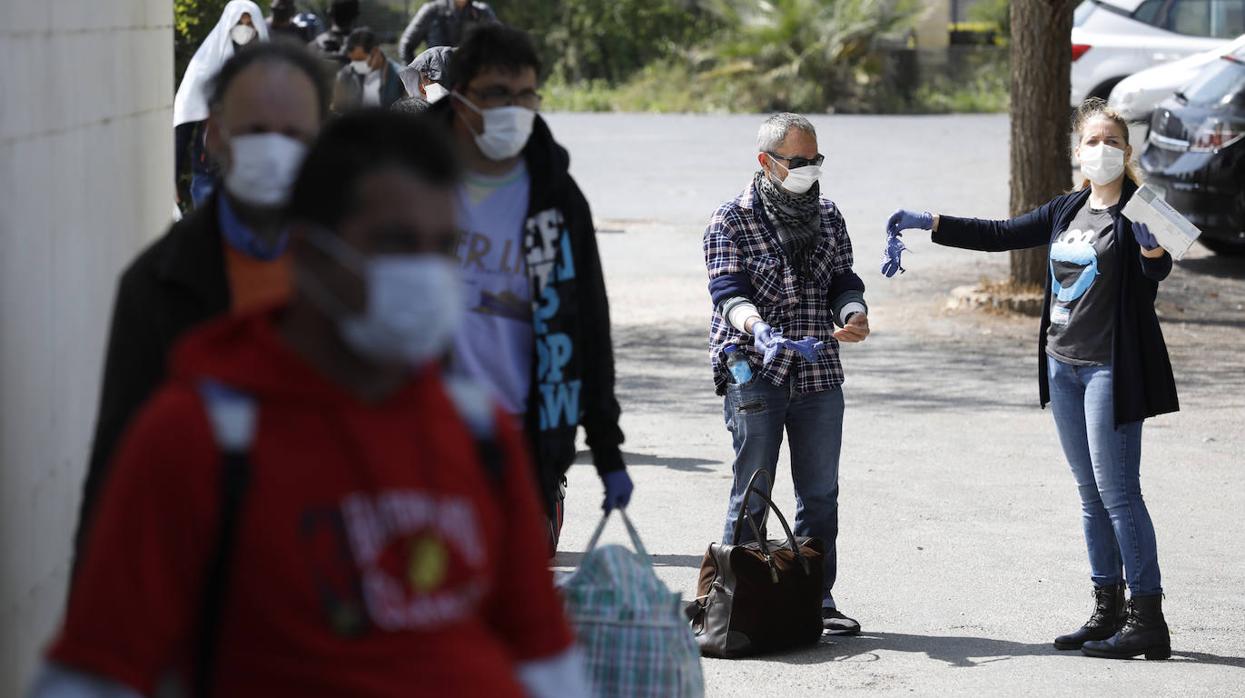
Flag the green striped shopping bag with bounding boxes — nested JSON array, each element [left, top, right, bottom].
[[560, 509, 704, 698]]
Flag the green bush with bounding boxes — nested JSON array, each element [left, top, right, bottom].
[[498, 0, 721, 84]]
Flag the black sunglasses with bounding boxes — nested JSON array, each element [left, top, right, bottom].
[[767, 151, 825, 169]]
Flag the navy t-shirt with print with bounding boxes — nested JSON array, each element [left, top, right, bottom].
[[1046, 203, 1118, 366]]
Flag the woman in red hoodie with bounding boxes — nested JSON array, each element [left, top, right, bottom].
[[35, 111, 589, 697]]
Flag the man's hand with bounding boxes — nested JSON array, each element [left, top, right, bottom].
[[602, 470, 634, 512], [833, 313, 870, 343], [751, 321, 785, 366]]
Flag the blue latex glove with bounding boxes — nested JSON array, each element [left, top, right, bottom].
[[783, 335, 825, 362], [887, 209, 934, 236], [602, 470, 634, 512], [1133, 222, 1161, 252], [882, 209, 933, 278], [881, 229, 908, 278], [752, 321, 785, 366]]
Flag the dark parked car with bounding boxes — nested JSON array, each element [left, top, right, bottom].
[[1141, 50, 1245, 255]]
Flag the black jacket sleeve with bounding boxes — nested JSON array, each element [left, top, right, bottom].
[[566, 178, 625, 476], [75, 267, 167, 556], [1139, 251, 1173, 281], [932, 197, 1061, 252], [399, 4, 436, 65]]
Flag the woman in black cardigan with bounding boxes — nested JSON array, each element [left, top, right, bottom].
[[887, 99, 1178, 661]]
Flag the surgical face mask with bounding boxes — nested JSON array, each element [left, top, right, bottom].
[[769, 155, 821, 195], [231, 24, 257, 46], [453, 94, 536, 161], [1079, 143, 1126, 186], [350, 59, 372, 76], [424, 82, 449, 103], [302, 232, 464, 367], [223, 132, 309, 208]]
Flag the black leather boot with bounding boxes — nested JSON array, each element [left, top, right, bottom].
[[1053, 583, 1126, 650], [1082, 594, 1171, 660]]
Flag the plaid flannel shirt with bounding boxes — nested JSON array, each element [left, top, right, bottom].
[[704, 180, 866, 395]]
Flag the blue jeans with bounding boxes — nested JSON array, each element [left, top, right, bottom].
[[721, 377, 844, 608], [1047, 357, 1162, 596]]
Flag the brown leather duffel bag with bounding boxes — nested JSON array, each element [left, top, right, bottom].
[[688, 469, 825, 658]]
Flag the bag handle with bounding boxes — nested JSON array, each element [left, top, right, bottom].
[[730, 468, 774, 543], [731, 469, 811, 575], [583, 507, 652, 565], [727, 465, 766, 542]]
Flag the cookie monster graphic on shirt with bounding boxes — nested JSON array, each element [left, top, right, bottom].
[[1046, 205, 1119, 366], [1049, 227, 1099, 325]]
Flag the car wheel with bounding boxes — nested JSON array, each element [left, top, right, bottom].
[[1200, 236, 1245, 256]]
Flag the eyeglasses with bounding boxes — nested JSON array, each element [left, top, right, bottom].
[[466, 86, 543, 110], [767, 152, 825, 169]]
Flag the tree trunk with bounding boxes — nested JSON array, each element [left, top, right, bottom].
[[1008, 0, 1077, 287]]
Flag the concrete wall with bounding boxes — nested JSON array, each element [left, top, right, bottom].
[[0, 0, 173, 692]]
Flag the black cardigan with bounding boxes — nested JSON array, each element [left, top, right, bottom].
[[76, 196, 231, 555], [932, 179, 1179, 426]]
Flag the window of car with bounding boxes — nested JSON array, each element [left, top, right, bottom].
[[1133, 0, 1166, 24], [1133, 0, 1245, 38], [1181, 56, 1245, 104]]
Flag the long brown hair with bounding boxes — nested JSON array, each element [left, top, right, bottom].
[[1073, 98, 1143, 190]]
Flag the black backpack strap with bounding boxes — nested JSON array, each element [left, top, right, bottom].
[[193, 379, 258, 698], [444, 377, 505, 487]]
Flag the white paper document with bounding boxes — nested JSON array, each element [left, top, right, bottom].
[[1120, 184, 1201, 261]]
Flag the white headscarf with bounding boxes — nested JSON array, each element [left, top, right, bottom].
[[173, 1, 269, 127]]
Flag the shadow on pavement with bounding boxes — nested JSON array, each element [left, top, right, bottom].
[[615, 323, 1037, 416], [553, 551, 705, 569], [574, 449, 720, 473], [1177, 254, 1245, 280], [759, 632, 1245, 670]]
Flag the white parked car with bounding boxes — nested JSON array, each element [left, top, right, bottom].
[[1109, 32, 1245, 121], [1071, 0, 1242, 107]]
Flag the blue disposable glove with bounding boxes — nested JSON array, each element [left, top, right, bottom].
[[602, 470, 634, 512], [882, 210, 932, 278], [881, 229, 908, 278], [886, 209, 934, 236], [783, 335, 825, 362], [1133, 222, 1161, 252], [751, 321, 785, 366]]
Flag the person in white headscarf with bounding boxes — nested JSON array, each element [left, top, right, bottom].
[[174, 1, 269, 209]]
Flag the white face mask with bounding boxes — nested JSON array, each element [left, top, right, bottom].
[[231, 24, 257, 46], [1079, 143, 1126, 186], [303, 233, 464, 367], [223, 132, 309, 208], [769, 155, 821, 195], [453, 94, 536, 161], [350, 59, 372, 76], [424, 82, 449, 103]]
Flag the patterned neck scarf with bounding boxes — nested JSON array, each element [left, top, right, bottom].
[[754, 171, 821, 270]]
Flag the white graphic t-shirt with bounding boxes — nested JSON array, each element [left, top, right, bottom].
[[449, 163, 533, 415]]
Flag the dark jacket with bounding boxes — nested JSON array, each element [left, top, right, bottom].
[[333, 58, 408, 112], [76, 197, 230, 554], [399, 0, 497, 64], [431, 101, 625, 515], [933, 179, 1179, 426]]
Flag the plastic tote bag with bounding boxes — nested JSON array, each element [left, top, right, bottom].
[[560, 509, 704, 698]]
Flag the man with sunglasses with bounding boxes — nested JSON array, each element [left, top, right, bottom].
[[432, 25, 632, 550], [704, 112, 870, 635]]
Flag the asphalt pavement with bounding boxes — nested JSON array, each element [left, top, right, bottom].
[[543, 113, 1245, 696]]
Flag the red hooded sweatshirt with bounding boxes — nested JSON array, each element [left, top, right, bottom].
[[51, 310, 573, 697]]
